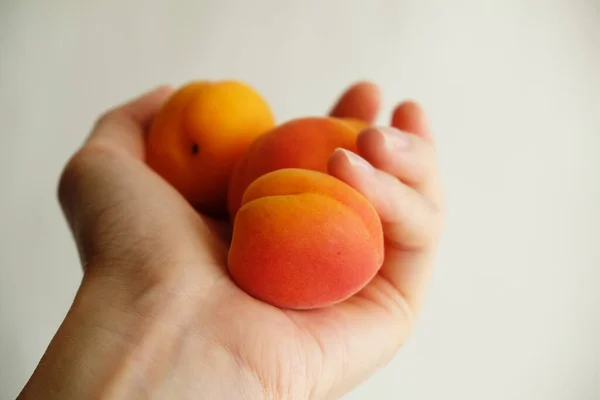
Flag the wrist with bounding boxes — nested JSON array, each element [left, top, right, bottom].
[[19, 270, 271, 399]]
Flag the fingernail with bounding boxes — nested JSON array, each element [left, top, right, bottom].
[[375, 126, 411, 150], [335, 148, 374, 174]]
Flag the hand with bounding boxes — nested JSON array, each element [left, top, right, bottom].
[[19, 82, 444, 399]]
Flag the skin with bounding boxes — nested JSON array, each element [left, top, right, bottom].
[[18, 82, 445, 399]]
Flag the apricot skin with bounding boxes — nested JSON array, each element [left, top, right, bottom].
[[227, 116, 366, 218], [146, 80, 275, 216], [338, 117, 369, 132], [228, 168, 384, 310]]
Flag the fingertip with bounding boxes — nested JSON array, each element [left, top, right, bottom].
[[357, 125, 413, 165], [391, 101, 432, 140], [328, 147, 377, 194], [152, 84, 176, 98], [329, 147, 372, 172], [328, 147, 352, 179], [340, 80, 381, 102], [136, 84, 175, 105], [357, 127, 385, 153], [330, 81, 381, 123], [85, 85, 176, 159], [351, 80, 381, 100], [393, 100, 422, 117], [131, 84, 175, 105], [125, 84, 175, 127]]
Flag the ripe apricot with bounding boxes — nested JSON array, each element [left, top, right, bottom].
[[227, 116, 366, 217], [338, 117, 369, 132], [228, 168, 384, 309], [146, 80, 275, 216]]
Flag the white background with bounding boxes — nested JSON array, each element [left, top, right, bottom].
[[1, 1, 599, 399]]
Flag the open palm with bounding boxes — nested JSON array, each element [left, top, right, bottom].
[[52, 83, 444, 399]]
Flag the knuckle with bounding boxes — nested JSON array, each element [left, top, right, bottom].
[[58, 149, 88, 207], [57, 145, 117, 208]]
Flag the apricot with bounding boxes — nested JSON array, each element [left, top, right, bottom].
[[146, 80, 275, 215], [228, 168, 384, 309], [228, 116, 368, 217], [338, 117, 369, 132]]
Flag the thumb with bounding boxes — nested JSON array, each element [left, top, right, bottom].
[[58, 86, 227, 279]]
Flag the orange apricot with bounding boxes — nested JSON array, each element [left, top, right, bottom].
[[228, 168, 384, 310], [338, 117, 369, 132], [146, 80, 275, 216], [227, 116, 366, 218]]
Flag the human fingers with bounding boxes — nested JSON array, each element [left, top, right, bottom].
[[322, 136, 443, 395], [390, 100, 433, 141], [328, 81, 381, 124], [59, 86, 174, 226], [328, 148, 440, 252], [356, 126, 441, 203], [57, 86, 208, 266], [86, 85, 174, 159], [328, 102, 444, 311]]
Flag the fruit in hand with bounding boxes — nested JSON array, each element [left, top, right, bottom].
[[228, 116, 365, 218], [228, 168, 384, 309], [145, 80, 381, 310], [146, 80, 275, 216]]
